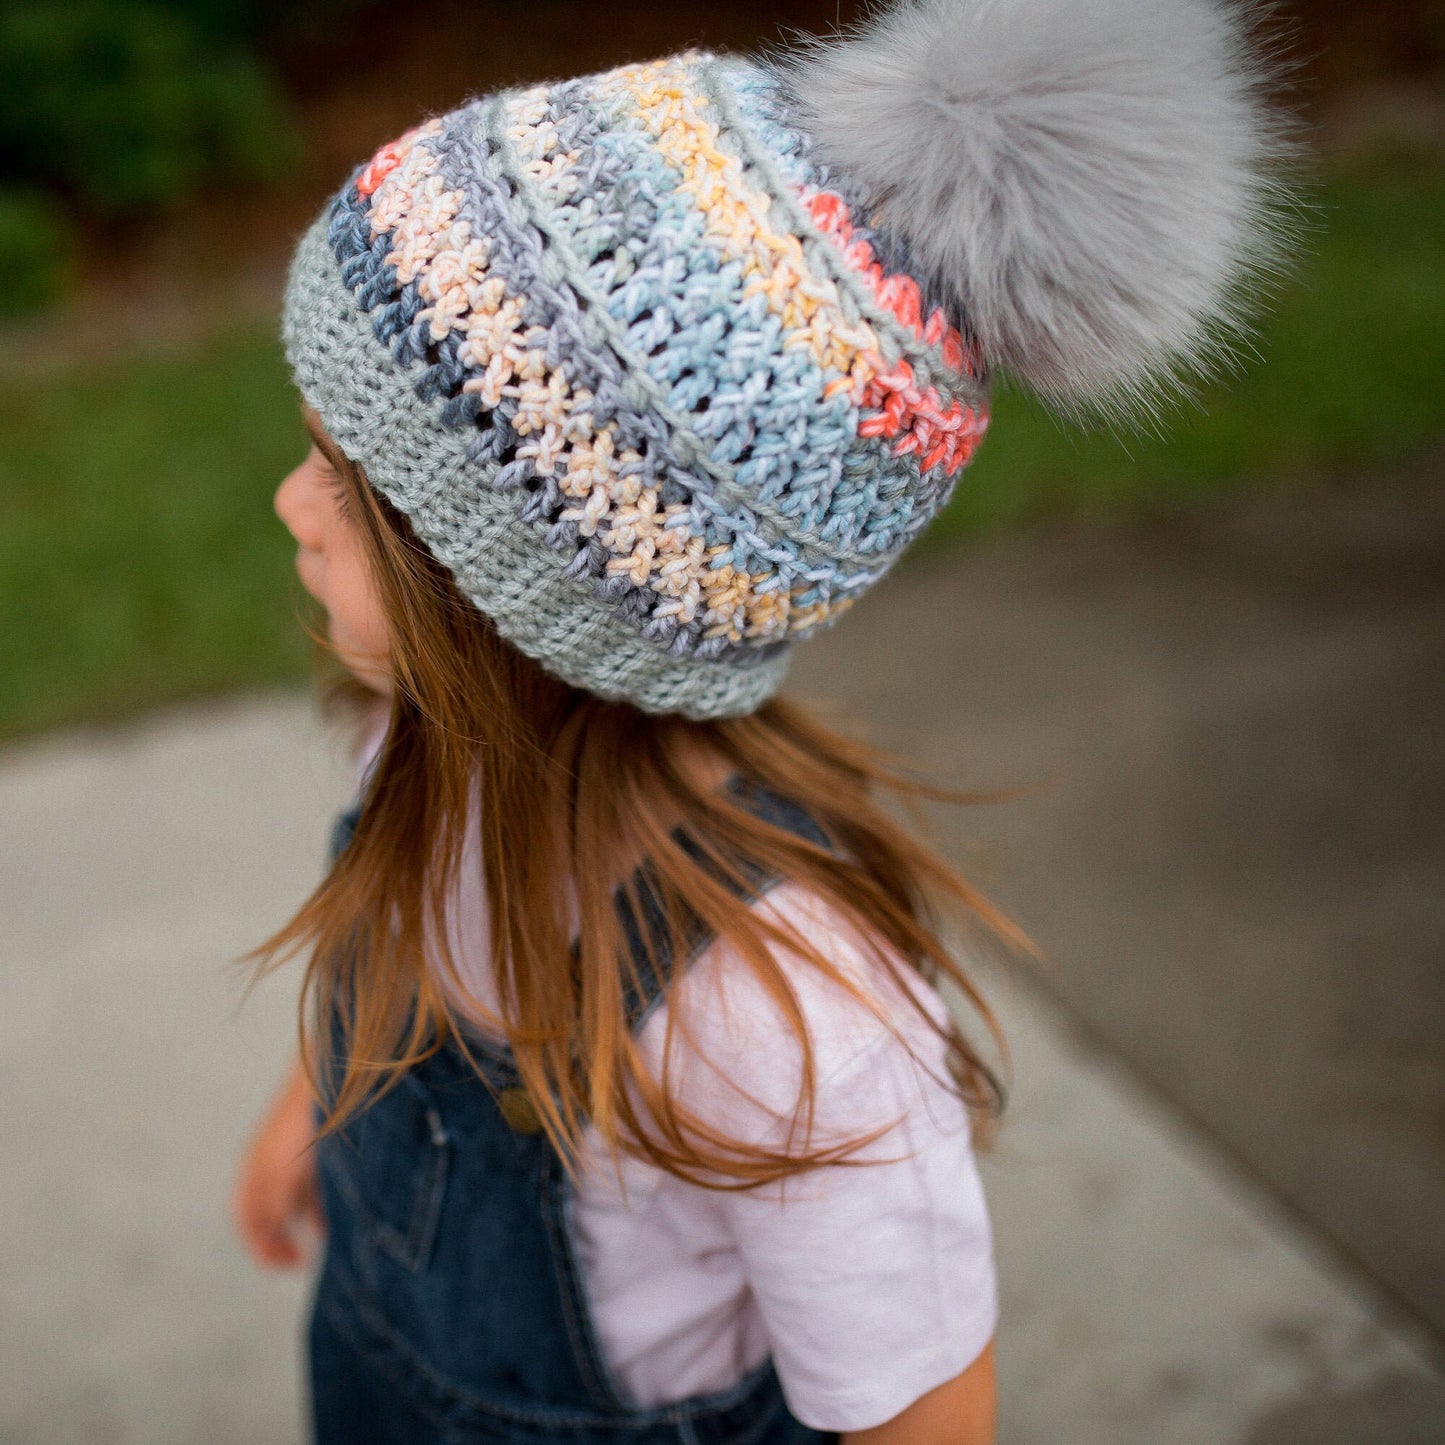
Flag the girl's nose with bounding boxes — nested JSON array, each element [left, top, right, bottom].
[[274, 463, 320, 548]]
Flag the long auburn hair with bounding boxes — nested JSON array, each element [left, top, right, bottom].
[[259, 423, 1015, 1186]]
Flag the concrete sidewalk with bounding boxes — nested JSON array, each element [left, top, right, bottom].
[[2, 694, 1441, 1443], [790, 464, 1445, 1358]]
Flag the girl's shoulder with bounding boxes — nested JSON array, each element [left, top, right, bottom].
[[636, 879, 966, 1153], [595, 882, 996, 1430]]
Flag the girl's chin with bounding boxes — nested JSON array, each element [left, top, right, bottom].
[[347, 672, 393, 699], [344, 663, 393, 697], [330, 636, 393, 695]]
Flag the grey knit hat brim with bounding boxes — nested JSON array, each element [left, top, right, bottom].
[[284, 214, 791, 718]]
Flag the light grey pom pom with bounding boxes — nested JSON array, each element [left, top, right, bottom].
[[783, 0, 1299, 418]]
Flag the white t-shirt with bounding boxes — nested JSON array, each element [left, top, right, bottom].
[[357, 739, 997, 1433], [565, 884, 998, 1433]]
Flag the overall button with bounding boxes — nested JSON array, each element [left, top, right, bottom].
[[497, 1086, 543, 1135]]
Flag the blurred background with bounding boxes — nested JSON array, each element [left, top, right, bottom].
[[1, 1, 1442, 1441]]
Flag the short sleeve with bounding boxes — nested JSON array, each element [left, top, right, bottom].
[[719, 1033, 997, 1432], [640, 884, 998, 1434]]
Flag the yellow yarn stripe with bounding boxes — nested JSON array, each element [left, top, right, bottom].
[[594, 55, 884, 404]]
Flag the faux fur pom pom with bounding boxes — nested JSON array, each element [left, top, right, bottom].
[[783, 0, 1298, 417]]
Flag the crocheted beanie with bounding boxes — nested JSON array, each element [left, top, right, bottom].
[[284, 0, 1287, 718]]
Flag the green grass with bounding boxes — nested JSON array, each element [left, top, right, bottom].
[[0, 328, 311, 738], [1, 141, 1442, 741]]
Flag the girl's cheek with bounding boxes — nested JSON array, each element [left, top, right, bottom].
[[359, 606, 393, 674], [339, 572, 394, 690], [354, 568, 391, 661]]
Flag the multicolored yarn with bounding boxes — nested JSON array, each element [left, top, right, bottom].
[[283, 52, 988, 717]]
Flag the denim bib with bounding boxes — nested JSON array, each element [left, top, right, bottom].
[[309, 785, 837, 1444]]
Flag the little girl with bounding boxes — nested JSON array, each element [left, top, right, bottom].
[[234, 0, 1291, 1438]]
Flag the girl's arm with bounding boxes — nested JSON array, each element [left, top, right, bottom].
[[232, 1053, 324, 1268], [842, 1341, 996, 1445]]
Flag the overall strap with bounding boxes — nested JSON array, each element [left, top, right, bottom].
[[612, 777, 833, 1034], [325, 779, 833, 1040], [328, 802, 362, 864]]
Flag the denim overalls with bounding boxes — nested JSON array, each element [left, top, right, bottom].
[[309, 787, 837, 1444]]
